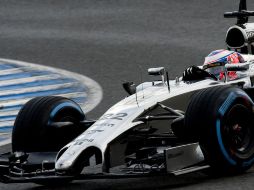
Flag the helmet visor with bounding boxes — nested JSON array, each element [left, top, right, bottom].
[[203, 62, 225, 79], [206, 66, 225, 79]]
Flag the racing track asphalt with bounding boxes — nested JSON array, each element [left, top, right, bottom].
[[0, 0, 254, 189]]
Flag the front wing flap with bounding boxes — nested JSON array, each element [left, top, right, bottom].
[[0, 143, 209, 184]]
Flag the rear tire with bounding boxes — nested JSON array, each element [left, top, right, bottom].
[[12, 96, 86, 152], [185, 86, 254, 174]]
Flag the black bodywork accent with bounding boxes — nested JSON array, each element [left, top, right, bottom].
[[122, 82, 136, 95]]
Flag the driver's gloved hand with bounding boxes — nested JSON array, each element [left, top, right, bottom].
[[182, 65, 217, 81]]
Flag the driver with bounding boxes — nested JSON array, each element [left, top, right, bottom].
[[203, 49, 245, 81], [182, 49, 245, 81]]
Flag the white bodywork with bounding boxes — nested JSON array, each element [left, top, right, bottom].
[[55, 55, 254, 171]]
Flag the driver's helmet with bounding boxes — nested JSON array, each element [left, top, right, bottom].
[[203, 49, 245, 80]]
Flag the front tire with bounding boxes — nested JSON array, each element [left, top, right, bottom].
[[12, 96, 86, 152], [185, 86, 254, 174]]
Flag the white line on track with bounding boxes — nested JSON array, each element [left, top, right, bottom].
[[0, 139, 11, 147], [0, 74, 62, 87], [0, 82, 80, 97]]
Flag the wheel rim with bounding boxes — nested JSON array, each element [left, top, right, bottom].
[[222, 104, 254, 159], [42, 106, 84, 151]]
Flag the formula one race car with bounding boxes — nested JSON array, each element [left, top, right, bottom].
[[1, 0, 254, 185]]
